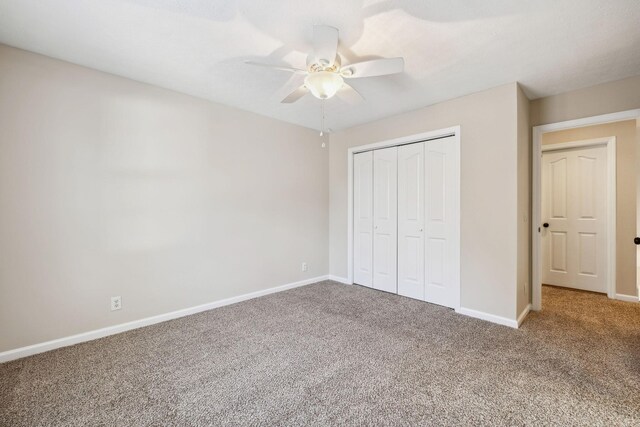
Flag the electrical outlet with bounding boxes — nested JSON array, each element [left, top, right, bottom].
[[301, 262, 308, 272], [111, 296, 122, 311]]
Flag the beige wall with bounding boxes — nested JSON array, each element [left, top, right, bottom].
[[542, 120, 638, 296], [329, 83, 521, 320], [0, 45, 329, 353], [530, 75, 640, 126], [517, 85, 531, 314]]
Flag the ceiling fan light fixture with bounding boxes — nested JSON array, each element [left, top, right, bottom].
[[304, 71, 344, 99]]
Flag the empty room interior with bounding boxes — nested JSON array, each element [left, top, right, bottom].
[[1, 1, 640, 425]]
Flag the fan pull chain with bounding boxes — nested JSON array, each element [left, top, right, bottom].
[[320, 100, 326, 148]]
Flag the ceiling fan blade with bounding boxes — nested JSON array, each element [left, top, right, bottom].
[[336, 83, 364, 104], [312, 25, 339, 67], [244, 60, 306, 74], [274, 74, 305, 101], [342, 57, 404, 78], [281, 85, 309, 103]]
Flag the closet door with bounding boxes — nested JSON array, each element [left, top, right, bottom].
[[424, 137, 460, 308], [373, 147, 398, 293], [353, 151, 374, 287], [398, 143, 425, 300]]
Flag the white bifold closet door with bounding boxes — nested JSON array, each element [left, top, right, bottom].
[[354, 137, 459, 308], [397, 137, 459, 308], [423, 137, 459, 308], [372, 147, 398, 293], [353, 151, 374, 287], [398, 143, 425, 299]]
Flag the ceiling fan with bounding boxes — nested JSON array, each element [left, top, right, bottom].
[[245, 25, 405, 104]]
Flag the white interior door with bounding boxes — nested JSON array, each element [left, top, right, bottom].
[[424, 137, 460, 308], [373, 146, 398, 293], [542, 145, 607, 293], [353, 151, 374, 287], [398, 142, 425, 299]]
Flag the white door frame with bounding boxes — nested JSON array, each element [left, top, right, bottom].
[[532, 109, 640, 310], [347, 126, 461, 309]]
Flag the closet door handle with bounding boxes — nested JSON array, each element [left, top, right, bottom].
[[419, 227, 423, 232], [634, 237, 640, 245]]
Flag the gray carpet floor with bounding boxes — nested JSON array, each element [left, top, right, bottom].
[[1, 282, 639, 426]]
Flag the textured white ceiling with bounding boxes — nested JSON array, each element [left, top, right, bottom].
[[1, 0, 639, 131]]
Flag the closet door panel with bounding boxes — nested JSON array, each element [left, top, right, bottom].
[[353, 151, 374, 287], [424, 137, 459, 308], [373, 146, 398, 293], [398, 142, 425, 300]]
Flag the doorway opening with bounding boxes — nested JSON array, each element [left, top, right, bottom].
[[532, 110, 640, 310], [541, 137, 615, 296]]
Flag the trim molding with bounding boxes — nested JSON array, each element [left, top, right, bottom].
[[615, 293, 639, 303], [0, 275, 329, 364], [455, 307, 518, 329], [328, 275, 351, 285], [517, 304, 532, 327]]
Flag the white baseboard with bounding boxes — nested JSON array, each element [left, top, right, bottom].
[[615, 293, 639, 303], [0, 275, 329, 364], [517, 304, 531, 327], [456, 307, 519, 329], [328, 275, 351, 285]]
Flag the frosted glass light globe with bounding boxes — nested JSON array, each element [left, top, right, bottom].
[[305, 71, 344, 99]]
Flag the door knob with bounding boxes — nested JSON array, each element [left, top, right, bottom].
[[634, 237, 640, 245], [543, 223, 549, 228], [419, 228, 423, 232]]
